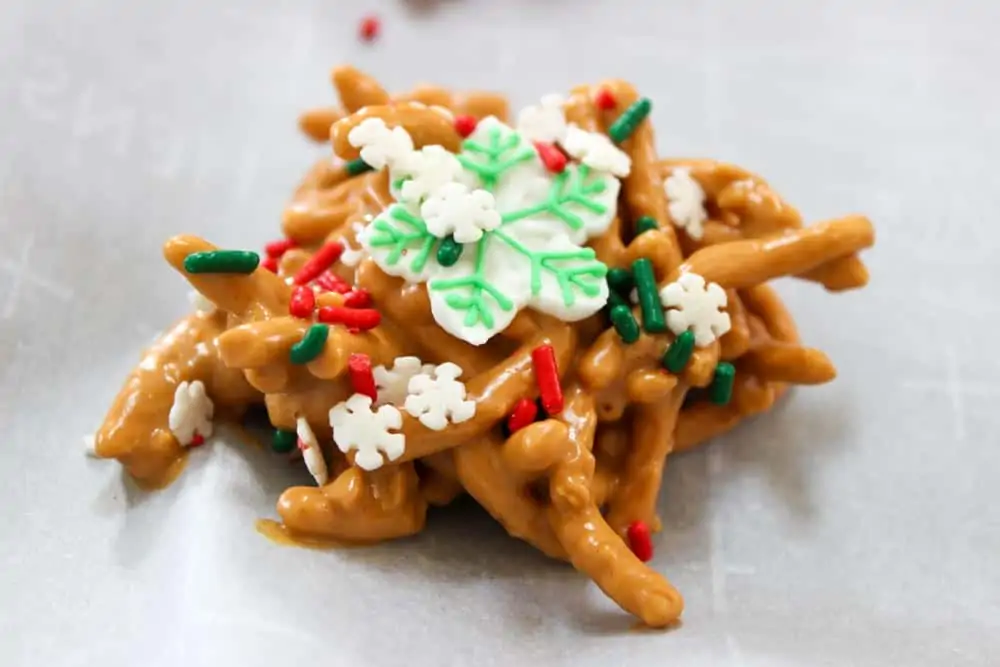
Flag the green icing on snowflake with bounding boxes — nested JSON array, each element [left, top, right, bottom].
[[429, 237, 514, 329], [367, 206, 437, 275], [361, 116, 620, 345], [500, 164, 609, 230], [458, 125, 536, 190], [492, 230, 606, 304]]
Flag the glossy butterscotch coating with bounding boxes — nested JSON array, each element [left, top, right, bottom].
[[93, 66, 874, 628]]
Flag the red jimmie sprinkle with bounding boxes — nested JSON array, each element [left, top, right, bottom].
[[317, 306, 381, 331], [534, 142, 567, 174], [454, 115, 478, 138], [348, 353, 378, 400], [293, 241, 344, 285], [189, 432, 205, 448], [530, 343, 564, 415], [506, 397, 539, 435], [265, 238, 297, 259], [261, 257, 279, 273], [358, 15, 380, 42], [343, 288, 373, 308], [315, 271, 352, 294], [627, 521, 653, 562], [594, 88, 618, 111], [289, 285, 316, 319]]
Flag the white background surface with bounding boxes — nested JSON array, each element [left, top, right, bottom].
[[2, 0, 998, 665]]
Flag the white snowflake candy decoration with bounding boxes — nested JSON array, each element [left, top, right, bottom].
[[664, 167, 708, 240], [419, 182, 501, 243], [348, 117, 414, 170], [403, 362, 476, 431], [659, 273, 732, 347], [561, 124, 631, 178], [360, 116, 620, 345], [167, 380, 214, 447], [516, 94, 567, 143], [296, 417, 328, 486], [392, 145, 465, 202], [330, 393, 405, 471], [373, 356, 436, 407]]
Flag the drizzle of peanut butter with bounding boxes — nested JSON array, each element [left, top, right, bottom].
[[92, 67, 874, 629]]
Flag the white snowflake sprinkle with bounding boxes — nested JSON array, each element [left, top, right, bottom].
[[348, 117, 415, 170], [296, 417, 328, 486], [392, 145, 464, 203], [561, 125, 631, 177], [517, 94, 567, 143], [188, 290, 215, 313], [374, 356, 436, 407], [168, 380, 214, 446], [404, 362, 476, 431], [419, 182, 501, 243], [664, 167, 708, 240], [330, 394, 405, 471], [659, 273, 731, 347]]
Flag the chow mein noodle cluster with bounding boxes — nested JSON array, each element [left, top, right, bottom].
[[91, 66, 875, 628]]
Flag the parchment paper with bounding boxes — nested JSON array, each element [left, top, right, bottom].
[[2, 0, 998, 665]]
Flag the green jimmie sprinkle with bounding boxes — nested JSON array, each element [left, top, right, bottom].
[[183, 250, 259, 274]]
